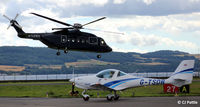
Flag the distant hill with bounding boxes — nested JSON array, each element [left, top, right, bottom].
[[0, 46, 199, 74]]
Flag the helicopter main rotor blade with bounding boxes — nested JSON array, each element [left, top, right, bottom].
[[84, 28, 124, 35], [30, 12, 72, 26], [3, 15, 11, 21], [52, 27, 74, 30], [82, 17, 106, 26]]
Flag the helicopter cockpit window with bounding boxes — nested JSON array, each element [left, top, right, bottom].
[[89, 37, 98, 44], [100, 39, 106, 46], [96, 70, 115, 78], [117, 71, 126, 77]]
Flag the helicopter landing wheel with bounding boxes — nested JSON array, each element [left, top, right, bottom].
[[64, 50, 68, 53], [56, 51, 60, 56], [97, 54, 101, 58], [64, 47, 68, 54]]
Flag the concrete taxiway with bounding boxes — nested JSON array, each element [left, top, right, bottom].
[[0, 97, 199, 107]]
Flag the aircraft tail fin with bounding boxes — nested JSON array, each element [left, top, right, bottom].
[[165, 60, 195, 87]]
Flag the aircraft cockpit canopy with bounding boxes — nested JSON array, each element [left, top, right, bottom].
[[96, 69, 127, 78]]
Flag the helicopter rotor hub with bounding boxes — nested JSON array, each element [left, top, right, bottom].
[[73, 23, 83, 29]]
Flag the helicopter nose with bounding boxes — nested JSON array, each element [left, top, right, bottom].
[[107, 46, 112, 52]]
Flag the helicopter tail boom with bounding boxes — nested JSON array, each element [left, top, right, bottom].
[[12, 21, 26, 38]]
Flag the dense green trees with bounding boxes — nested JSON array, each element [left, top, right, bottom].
[[0, 46, 198, 74]]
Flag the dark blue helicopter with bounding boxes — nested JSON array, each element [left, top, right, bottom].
[[3, 13, 117, 58]]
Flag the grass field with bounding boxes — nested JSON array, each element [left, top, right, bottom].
[[0, 79, 200, 98]]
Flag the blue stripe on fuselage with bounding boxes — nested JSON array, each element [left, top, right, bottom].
[[110, 78, 141, 88], [104, 78, 141, 88]]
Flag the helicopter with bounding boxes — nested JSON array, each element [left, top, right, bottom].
[[3, 13, 118, 58]]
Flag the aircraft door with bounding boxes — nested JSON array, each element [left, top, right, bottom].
[[61, 35, 69, 47], [61, 35, 67, 43]]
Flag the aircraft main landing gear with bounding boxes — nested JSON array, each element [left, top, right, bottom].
[[97, 54, 101, 59], [114, 91, 119, 100], [56, 51, 60, 56], [106, 94, 114, 101], [82, 90, 90, 101], [106, 91, 119, 101], [64, 47, 68, 54]]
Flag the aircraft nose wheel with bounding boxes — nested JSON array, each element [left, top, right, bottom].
[[82, 90, 90, 101], [97, 54, 101, 58]]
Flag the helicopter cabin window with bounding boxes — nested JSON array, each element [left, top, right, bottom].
[[77, 39, 80, 43], [96, 70, 115, 78], [81, 39, 85, 43], [117, 71, 126, 77], [89, 37, 98, 44], [71, 38, 75, 43]]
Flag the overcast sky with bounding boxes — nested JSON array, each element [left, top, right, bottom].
[[0, 0, 200, 53]]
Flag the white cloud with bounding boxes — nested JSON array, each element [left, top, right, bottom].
[[142, 0, 156, 5], [0, 5, 6, 15], [37, 0, 108, 7], [112, 46, 148, 53], [21, 8, 59, 18], [189, 0, 200, 2], [16, 0, 25, 2], [176, 41, 198, 49], [113, 0, 126, 4], [0, 23, 29, 46]]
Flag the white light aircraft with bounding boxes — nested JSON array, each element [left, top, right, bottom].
[[69, 60, 195, 101]]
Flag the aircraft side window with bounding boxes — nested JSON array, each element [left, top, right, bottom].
[[81, 39, 85, 43], [109, 71, 115, 78], [89, 37, 98, 44], [100, 39, 106, 46], [72, 39, 75, 42], [77, 39, 80, 43], [117, 71, 126, 77], [96, 71, 115, 78]]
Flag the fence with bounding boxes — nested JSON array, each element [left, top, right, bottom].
[[0, 72, 199, 81]]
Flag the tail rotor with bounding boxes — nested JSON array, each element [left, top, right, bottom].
[[3, 14, 21, 29]]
